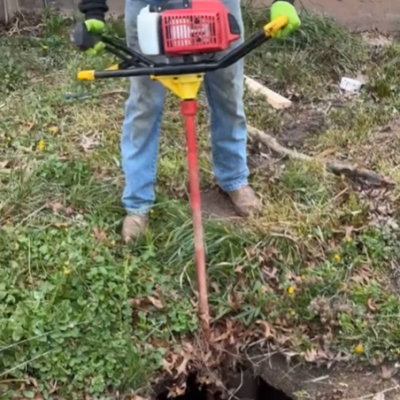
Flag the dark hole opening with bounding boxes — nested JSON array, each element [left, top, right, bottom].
[[156, 371, 293, 400]]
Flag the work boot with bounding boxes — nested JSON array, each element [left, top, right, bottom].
[[121, 214, 148, 243], [226, 185, 262, 217]]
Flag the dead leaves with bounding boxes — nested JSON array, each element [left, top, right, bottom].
[[176, 353, 191, 376], [53, 222, 70, 228], [48, 201, 63, 213], [147, 295, 164, 310], [301, 347, 330, 363], [46, 200, 76, 217], [162, 353, 179, 375], [130, 293, 165, 313], [45, 200, 79, 229], [381, 364, 397, 380], [367, 298, 378, 312], [0, 160, 10, 169], [211, 320, 235, 345], [126, 396, 150, 400], [92, 227, 107, 243], [351, 265, 374, 286], [303, 348, 318, 362], [256, 320, 274, 339], [162, 343, 195, 383], [159, 341, 226, 399]]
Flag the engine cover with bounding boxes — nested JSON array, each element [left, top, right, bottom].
[[160, 0, 241, 56], [161, 0, 240, 56]]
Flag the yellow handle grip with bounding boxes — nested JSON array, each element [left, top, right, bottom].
[[263, 15, 289, 37], [77, 64, 120, 81], [106, 64, 120, 71], [77, 70, 95, 81]]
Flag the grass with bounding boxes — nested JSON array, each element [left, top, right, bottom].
[[1, 5, 400, 399]]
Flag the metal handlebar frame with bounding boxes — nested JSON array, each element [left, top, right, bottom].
[[77, 16, 288, 80]]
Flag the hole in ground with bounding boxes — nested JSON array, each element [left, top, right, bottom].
[[156, 371, 293, 400]]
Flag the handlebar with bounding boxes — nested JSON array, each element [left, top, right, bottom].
[[77, 16, 288, 81]]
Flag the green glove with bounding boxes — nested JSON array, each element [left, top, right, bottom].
[[72, 19, 106, 54], [270, 1, 301, 38], [84, 19, 105, 34], [84, 19, 106, 54]]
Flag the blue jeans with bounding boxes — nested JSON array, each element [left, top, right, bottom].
[[122, 0, 249, 215]]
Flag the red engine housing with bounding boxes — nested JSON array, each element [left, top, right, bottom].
[[160, 0, 241, 56]]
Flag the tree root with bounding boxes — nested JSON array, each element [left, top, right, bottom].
[[247, 125, 395, 188]]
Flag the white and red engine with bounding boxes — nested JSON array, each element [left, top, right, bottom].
[[137, 0, 241, 57]]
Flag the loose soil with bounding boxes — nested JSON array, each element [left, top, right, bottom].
[[201, 188, 239, 220]]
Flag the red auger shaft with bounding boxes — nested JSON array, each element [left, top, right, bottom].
[[180, 99, 210, 338]]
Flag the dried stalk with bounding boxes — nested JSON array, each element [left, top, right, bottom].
[[247, 125, 395, 188]]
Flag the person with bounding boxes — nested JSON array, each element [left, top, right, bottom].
[[75, 0, 300, 243]]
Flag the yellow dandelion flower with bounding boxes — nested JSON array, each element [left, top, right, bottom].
[[287, 286, 295, 295], [111, 240, 116, 246], [38, 139, 45, 151], [42, 45, 49, 50], [354, 344, 364, 354], [346, 237, 353, 244], [333, 253, 341, 262], [150, 209, 155, 214], [63, 267, 71, 276]]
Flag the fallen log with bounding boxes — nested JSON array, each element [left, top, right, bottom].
[[244, 76, 292, 110], [247, 125, 395, 188]]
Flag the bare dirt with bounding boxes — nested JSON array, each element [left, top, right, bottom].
[[247, 351, 400, 400], [278, 106, 327, 149], [201, 187, 239, 220]]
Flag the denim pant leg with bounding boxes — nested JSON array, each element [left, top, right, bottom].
[[122, 0, 166, 215], [204, 0, 249, 192]]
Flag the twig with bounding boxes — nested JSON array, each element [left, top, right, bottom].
[[100, 89, 129, 97], [247, 125, 395, 188], [228, 369, 243, 400], [15, 204, 47, 227], [304, 375, 330, 383]]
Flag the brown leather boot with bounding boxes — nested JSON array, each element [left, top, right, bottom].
[[121, 214, 148, 243], [226, 185, 262, 217]]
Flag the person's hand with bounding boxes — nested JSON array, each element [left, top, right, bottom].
[[270, 1, 301, 38], [72, 19, 106, 54]]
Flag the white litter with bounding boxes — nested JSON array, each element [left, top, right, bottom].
[[340, 77, 363, 92]]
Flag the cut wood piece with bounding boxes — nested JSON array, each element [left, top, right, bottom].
[[244, 75, 292, 110]]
